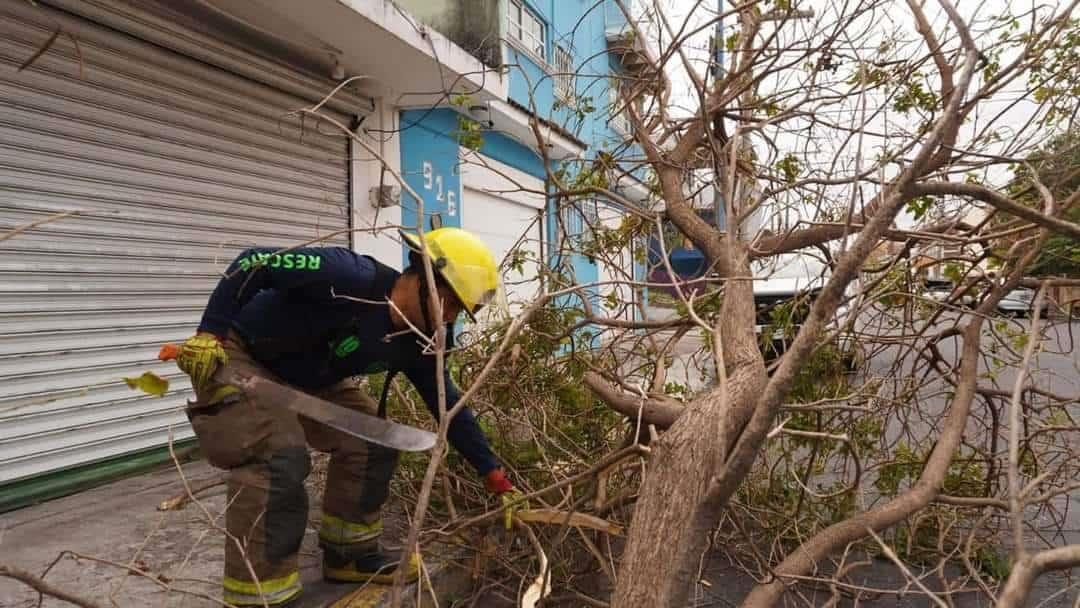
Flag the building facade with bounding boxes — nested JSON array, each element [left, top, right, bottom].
[[0, 0, 644, 509]]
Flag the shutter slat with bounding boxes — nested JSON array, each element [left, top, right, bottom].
[[0, 1, 351, 484]]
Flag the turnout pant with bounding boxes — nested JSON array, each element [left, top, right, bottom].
[[187, 332, 399, 606]]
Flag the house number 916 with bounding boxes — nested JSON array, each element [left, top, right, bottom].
[[422, 161, 457, 216]]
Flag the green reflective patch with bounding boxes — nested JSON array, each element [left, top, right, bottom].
[[334, 335, 360, 358], [237, 252, 321, 272]]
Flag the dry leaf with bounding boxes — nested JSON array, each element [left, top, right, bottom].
[[520, 541, 551, 608], [123, 372, 169, 397]]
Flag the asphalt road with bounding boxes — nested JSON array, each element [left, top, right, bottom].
[[650, 306, 1080, 606]]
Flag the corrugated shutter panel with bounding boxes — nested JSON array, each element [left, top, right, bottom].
[[0, 1, 351, 484]]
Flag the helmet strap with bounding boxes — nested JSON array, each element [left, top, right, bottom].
[[417, 266, 437, 339]]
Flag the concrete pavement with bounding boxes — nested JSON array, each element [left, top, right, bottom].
[[0, 459, 469, 608], [0, 460, 232, 607]]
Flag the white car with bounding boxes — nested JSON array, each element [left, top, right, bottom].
[[752, 253, 828, 356], [998, 288, 1049, 318], [924, 279, 976, 308]]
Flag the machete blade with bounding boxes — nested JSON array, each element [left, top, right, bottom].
[[227, 372, 437, 452]]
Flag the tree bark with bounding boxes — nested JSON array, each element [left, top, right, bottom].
[[612, 253, 766, 607], [912, 181, 1080, 240], [997, 545, 1080, 607], [582, 372, 685, 429]]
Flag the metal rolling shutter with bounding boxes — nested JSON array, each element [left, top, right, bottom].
[[459, 156, 545, 326], [461, 188, 544, 310], [0, 1, 352, 484]]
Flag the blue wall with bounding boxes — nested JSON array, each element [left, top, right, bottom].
[[501, 0, 634, 299], [400, 1, 638, 298], [399, 110, 463, 268], [505, 0, 628, 152], [399, 108, 545, 267]]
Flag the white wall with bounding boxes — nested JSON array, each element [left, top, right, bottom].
[[595, 201, 636, 321], [458, 151, 545, 320], [352, 99, 403, 269]]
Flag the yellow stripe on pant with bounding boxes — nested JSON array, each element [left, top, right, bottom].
[[222, 572, 302, 606], [319, 512, 383, 545]]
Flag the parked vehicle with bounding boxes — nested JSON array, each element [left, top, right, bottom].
[[923, 279, 976, 308], [752, 253, 827, 358], [922, 281, 1049, 318], [646, 241, 861, 367], [997, 287, 1051, 318]]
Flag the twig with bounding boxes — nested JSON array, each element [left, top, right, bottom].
[[166, 430, 268, 608], [108, 511, 168, 603], [0, 563, 105, 608], [157, 476, 226, 511], [0, 211, 79, 243], [1008, 284, 1046, 558], [865, 529, 950, 608], [439, 444, 648, 534], [57, 552, 232, 608], [17, 26, 60, 72]]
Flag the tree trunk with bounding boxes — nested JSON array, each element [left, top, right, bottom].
[[612, 255, 765, 607]]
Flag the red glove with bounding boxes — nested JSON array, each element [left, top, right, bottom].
[[484, 468, 515, 494], [485, 469, 526, 530]]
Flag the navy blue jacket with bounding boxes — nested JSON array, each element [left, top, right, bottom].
[[198, 247, 499, 476]]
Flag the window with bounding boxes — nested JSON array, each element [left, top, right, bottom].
[[553, 44, 575, 102], [559, 199, 599, 245], [506, 0, 545, 59]]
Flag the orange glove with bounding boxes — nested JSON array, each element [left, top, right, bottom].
[[175, 333, 227, 391]]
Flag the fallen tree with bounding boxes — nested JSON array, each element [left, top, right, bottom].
[[386, 1, 1080, 605]]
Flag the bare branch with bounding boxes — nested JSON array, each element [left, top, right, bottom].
[[583, 372, 684, 429], [0, 564, 105, 608], [913, 180, 1080, 239]]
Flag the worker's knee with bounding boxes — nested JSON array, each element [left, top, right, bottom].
[[185, 392, 256, 469], [356, 444, 399, 513], [265, 447, 311, 561]]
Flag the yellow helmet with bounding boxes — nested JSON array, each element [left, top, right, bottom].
[[400, 227, 499, 321]]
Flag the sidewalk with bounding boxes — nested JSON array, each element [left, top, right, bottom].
[[0, 460, 470, 608], [1, 460, 233, 607]]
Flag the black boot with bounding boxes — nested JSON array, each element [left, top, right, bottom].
[[321, 541, 418, 584]]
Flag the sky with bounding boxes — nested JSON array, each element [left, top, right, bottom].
[[623, 0, 1062, 229]]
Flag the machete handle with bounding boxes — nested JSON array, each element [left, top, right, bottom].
[[158, 343, 180, 361]]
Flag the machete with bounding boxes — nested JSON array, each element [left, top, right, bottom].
[[159, 344, 437, 452], [228, 371, 436, 452]]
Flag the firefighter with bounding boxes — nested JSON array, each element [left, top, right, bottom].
[[174, 228, 520, 606]]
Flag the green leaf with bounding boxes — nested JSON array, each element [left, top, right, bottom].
[[905, 195, 934, 220], [725, 32, 740, 52], [943, 263, 963, 284], [774, 154, 803, 183], [603, 290, 619, 310], [453, 115, 484, 151], [124, 371, 170, 397]]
